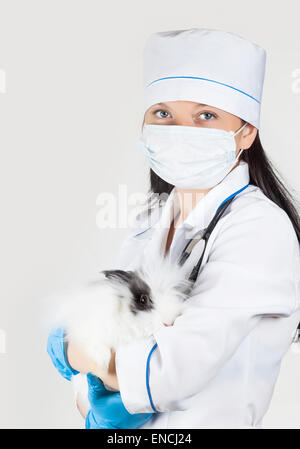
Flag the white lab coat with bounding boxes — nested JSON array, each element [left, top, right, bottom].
[[72, 160, 300, 429]]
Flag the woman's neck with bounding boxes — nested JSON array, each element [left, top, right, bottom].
[[173, 162, 240, 227], [174, 186, 212, 228]]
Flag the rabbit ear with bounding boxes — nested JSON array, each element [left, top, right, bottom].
[[102, 269, 133, 285]]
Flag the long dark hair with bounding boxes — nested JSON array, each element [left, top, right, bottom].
[[146, 124, 300, 245]]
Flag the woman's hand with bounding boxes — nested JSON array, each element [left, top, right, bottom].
[[85, 373, 154, 429], [47, 328, 79, 381], [67, 341, 120, 391], [48, 329, 153, 429]]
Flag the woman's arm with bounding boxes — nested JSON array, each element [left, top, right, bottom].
[[67, 341, 119, 390]]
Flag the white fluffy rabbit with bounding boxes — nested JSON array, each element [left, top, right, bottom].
[[51, 252, 193, 374]]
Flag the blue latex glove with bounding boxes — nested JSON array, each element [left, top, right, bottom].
[[85, 373, 154, 429], [47, 327, 79, 381]]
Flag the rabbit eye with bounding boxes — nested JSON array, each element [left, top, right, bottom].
[[129, 278, 153, 313], [139, 294, 149, 304]]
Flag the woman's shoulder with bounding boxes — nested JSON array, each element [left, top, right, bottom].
[[213, 184, 300, 310], [230, 183, 298, 240]]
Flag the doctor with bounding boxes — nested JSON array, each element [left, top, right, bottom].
[[48, 29, 300, 428]]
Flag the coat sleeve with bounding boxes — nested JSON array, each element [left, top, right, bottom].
[[115, 201, 300, 414]]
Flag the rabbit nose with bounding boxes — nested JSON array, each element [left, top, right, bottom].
[[163, 321, 174, 327]]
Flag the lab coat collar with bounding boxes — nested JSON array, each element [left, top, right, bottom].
[[181, 160, 250, 231], [140, 161, 250, 261]]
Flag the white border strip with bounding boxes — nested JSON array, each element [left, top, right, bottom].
[[0, 69, 6, 93]]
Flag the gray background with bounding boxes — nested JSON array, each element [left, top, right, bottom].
[[0, 0, 299, 428]]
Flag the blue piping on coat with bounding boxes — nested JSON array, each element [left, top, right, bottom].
[[146, 343, 159, 413]]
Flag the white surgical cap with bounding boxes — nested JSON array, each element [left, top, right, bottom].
[[143, 28, 267, 129]]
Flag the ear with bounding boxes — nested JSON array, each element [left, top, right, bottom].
[[240, 124, 257, 150], [102, 269, 133, 284]]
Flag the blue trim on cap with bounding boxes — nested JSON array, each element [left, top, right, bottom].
[[147, 76, 260, 104]]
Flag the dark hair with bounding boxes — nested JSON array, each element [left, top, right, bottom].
[[145, 125, 300, 245]]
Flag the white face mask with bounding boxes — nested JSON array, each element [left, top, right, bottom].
[[139, 122, 247, 189]]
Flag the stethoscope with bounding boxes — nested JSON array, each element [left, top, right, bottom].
[[177, 183, 300, 342]]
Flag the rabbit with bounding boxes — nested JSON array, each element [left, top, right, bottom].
[[51, 252, 193, 375]]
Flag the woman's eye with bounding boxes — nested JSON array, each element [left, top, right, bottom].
[[154, 109, 171, 119], [198, 112, 216, 120]]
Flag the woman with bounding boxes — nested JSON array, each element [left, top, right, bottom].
[[48, 28, 300, 429]]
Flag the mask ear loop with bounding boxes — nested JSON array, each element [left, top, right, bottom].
[[233, 122, 248, 137], [235, 148, 245, 162], [233, 122, 248, 161]]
